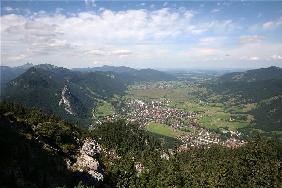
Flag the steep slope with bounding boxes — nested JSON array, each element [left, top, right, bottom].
[[1, 65, 127, 127], [0, 103, 104, 187], [250, 96, 282, 132]]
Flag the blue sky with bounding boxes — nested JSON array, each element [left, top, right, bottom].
[[1, 0, 282, 69]]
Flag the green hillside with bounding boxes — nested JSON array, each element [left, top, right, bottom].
[[207, 66, 282, 134]]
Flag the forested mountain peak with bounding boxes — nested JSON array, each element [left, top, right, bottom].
[[1, 64, 128, 127]]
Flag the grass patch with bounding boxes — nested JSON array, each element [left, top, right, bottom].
[[95, 101, 115, 117], [197, 110, 250, 131], [146, 122, 186, 138]]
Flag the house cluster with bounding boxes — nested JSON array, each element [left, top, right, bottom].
[[223, 137, 246, 148], [122, 98, 246, 149], [124, 98, 196, 129], [178, 129, 246, 150], [180, 129, 221, 148]]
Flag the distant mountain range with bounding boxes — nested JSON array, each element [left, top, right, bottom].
[[0, 64, 176, 127], [73, 65, 176, 83], [73, 65, 137, 74]]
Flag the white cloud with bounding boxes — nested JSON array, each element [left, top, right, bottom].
[[200, 20, 238, 34], [228, 43, 282, 63], [85, 49, 132, 58], [211, 9, 220, 13], [85, 49, 108, 56], [239, 56, 260, 61], [2, 53, 27, 61], [198, 36, 226, 46], [1, 9, 236, 49], [1, 8, 279, 68], [183, 47, 221, 57], [249, 56, 260, 61], [0, 8, 198, 65], [271, 54, 282, 60], [4, 7, 16, 13], [239, 35, 265, 44], [262, 16, 282, 30]]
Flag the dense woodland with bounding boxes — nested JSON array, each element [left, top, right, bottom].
[[1, 102, 281, 187]]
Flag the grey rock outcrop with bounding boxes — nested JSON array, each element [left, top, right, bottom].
[[71, 139, 104, 182]]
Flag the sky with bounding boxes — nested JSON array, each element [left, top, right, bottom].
[[1, 0, 282, 69]]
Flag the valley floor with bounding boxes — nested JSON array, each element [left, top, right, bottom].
[[92, 81, 261, 149]]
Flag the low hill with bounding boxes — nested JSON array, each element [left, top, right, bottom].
[[74, 65, 137, 74], [73, 65, 177, 83], [219, 66, 282, 82], [211, 66, 282, 102]]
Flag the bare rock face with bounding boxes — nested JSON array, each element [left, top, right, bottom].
[[81, 139, 101, 157], [59, 85, 75, 115], [71, 139, 103, 182]]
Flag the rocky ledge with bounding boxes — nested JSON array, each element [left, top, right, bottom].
[[70, 139, 104, 182]]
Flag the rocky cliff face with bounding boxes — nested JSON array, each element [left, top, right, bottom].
[[59, 85, 75, 115], [70, 139, 104, 182]]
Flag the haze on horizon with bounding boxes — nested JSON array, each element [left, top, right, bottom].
[[1, 0, 282, 69]]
